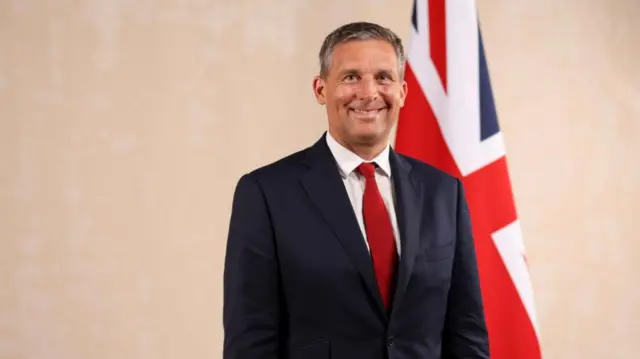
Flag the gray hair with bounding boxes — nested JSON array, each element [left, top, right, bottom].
[[318, 22, 406, 79]]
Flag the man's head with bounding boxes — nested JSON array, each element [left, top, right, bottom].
[[313, 22, 408, 158]]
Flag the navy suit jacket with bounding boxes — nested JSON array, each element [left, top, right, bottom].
[[223, 134, 489, 359]]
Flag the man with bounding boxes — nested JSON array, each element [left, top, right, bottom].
[[223, 22, 489, 359]]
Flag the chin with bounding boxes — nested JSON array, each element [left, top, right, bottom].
[[351, 128, 385, 145]]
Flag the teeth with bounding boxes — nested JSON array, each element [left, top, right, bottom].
[[353, 109, 379, 113]]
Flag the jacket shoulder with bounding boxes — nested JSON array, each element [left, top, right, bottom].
[[395, 152, 459, 185], [240, 146, 310, 184]]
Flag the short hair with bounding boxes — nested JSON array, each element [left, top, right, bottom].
[[318, 21, 406, 79]]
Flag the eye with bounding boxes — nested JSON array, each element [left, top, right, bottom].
[[343, 73, 358, 82], [377, 72, 393, 82]]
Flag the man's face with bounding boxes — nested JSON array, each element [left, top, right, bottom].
[[313, 39, 407, 150]]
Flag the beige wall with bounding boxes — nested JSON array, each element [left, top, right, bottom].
[[1, 1, 638, 358]]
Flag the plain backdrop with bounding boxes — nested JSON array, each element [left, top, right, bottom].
[[1, 1, 639, 358]]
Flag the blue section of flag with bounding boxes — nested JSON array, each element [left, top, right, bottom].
[[411, 0, 418, 32], [478, 29, 500, 141]]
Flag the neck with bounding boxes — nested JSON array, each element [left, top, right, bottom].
[[328, 130, 388, 161]]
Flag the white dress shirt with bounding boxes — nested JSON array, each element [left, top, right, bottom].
[[325, 132, 401, 256]]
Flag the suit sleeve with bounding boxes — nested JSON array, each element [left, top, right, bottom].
[[223, 173, 283, 359], [441, 179, 490, 359]]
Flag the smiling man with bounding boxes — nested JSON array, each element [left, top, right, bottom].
[[223, 22, 490, 359]]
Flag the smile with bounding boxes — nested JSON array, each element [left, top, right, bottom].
[[349, 108, 385, 114]]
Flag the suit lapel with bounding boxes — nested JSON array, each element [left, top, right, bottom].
[[298, 135, 387, 319], [389, 149, 424, 316]]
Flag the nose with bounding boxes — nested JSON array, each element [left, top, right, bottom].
[[355, 76, 378, 100]]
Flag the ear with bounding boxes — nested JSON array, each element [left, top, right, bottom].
[[312, 75, 327, 105], [398, 79, 408, 107]]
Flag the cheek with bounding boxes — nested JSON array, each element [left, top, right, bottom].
[[332, 86, 355, 105], [380, 87, 403, 106]]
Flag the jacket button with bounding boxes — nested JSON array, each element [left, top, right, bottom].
[[387, 336, 395, 347]]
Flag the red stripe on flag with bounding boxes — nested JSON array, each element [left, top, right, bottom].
[[463, 157, 518, 233], [469, 233, 542, 359], [396, 65, 458, 177], [461, 159, 541, 359], [429, 0, 447, 91]]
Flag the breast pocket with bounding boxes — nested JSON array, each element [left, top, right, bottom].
[[289, 339, 330, 359]]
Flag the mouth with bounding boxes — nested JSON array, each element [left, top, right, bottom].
[[348, 107, 386, 117]]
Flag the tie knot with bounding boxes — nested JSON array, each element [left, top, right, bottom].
[[357, 162, 377, 179]]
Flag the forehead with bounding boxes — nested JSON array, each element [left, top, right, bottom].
[[329, 39, 399, 74]]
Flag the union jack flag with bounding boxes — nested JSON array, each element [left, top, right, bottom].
[[395, 1, 542, 358]]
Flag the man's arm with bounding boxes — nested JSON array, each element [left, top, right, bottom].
[[441, 179, 490, 358], [223, 173, 282, 359]]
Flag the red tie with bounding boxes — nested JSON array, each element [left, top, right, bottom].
[[356, 162, 398, 310]]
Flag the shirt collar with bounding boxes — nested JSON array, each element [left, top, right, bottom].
[[325, 132, 392, 178]]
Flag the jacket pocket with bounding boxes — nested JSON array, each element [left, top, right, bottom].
[[289, 339, 330, 359]]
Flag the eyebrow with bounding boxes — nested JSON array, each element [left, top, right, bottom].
[[338, 68, 397, 79], [338, 69, 360, 76]]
